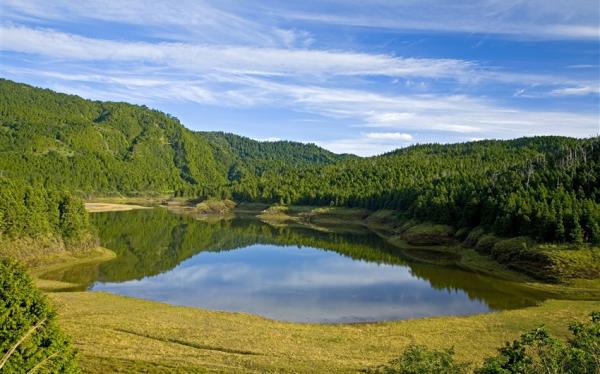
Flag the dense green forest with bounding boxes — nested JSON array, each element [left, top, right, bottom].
[[1, 79, 598, 246], [0, 179, 90, 248], [236, 137, 600, 245], [0, 79, 345, 197]]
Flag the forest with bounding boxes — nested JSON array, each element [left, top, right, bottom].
[[1, 78, 599, 248], [0, 179, 90, 249]]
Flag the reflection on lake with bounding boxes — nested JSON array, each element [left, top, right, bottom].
[[46, 209, 552, 322]]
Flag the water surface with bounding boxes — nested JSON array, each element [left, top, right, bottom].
[[46, 209, 551, 323]]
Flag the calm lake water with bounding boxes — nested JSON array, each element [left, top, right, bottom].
[[47, 208, 551, 323]]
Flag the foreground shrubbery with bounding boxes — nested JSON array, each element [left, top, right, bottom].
[[0, 258, 79, 373], [371, 312, 599, 374], [367, 345, 470, 374]]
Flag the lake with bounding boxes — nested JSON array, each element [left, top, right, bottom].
[[46, 208, 551, 323]]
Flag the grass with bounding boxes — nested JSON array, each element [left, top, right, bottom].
[[539, 244, 600, 279], [48, 292, 600, 374]]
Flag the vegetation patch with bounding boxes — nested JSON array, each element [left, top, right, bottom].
[[193, 199, 236, 215], [402, 223, 456, 245], [0, 258, 80, 373], [369, 312, 599, 374], [541, 245, 600, 280]]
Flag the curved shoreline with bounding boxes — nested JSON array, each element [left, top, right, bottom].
[[35, 202, 600, 372]]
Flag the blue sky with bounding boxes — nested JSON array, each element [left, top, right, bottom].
[[1, 1, 599, 155]]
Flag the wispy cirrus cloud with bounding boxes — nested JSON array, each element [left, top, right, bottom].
[[550, 86, 600, 96], [269, 0, 600, 40], [0, 1, 598, 156], [0, 25, 476, 79], [1, 0, 309, 47], [2, 25, 595, 89], [365, 132, 413, 141], [3, 0, 598, 42]]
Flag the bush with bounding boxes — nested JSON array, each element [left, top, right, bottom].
[[367, 345, 470, 374], [0, 258, 79, 373], [372, 313, 599, 374], [476, 312, 599, 373]]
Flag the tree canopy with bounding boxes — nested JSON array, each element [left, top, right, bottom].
[[0, 258, 80, 373]]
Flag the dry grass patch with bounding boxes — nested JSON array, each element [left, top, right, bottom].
[[85, 203, 150, 212]]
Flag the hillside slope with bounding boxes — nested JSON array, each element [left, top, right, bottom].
[[1, 79, 598, 246], [0, 79, 344, 195]]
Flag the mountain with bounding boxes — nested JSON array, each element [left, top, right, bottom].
[[1, 78, 598, 245], [239, 136, 599, 244], [0, 79, 346, 195]]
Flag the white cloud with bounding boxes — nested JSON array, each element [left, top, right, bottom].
[[551, 86, 600, 96], [250, 82, 599, 140], [317, 132, 414, 156], [1, 0, 307, 47], [3, 0, 598, 42], [0, 25, 476, 80], [274, 0, 600, 40], [1, 25, 591, 89]]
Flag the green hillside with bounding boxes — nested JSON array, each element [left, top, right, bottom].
[[1, 79, 598, 246], [236, 137, 600, 245], [0, 79, 344, 196]]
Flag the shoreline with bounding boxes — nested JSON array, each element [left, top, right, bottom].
[[81, 200, 600, 293], [16, 202, 598, 372]]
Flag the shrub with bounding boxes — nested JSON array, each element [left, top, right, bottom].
[[477, 312, 599, 374], [367, 345, 470, 374], [372, 313, 599, 374], [464, 227, 486, 247], [0, 258, 80, 373]]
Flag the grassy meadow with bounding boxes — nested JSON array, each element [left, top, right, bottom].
[[48, 292, 600, 373]]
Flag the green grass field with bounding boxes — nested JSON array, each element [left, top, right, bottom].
[[48, 293, 600, 373]]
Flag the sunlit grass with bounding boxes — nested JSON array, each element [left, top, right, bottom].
[[49, 293, 600, 374]]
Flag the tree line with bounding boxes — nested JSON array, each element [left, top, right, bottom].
[[230, 137, 600, 245]]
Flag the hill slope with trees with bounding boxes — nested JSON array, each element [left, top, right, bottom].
[[237, 137, 600, 245], [0, 79, 345, 197], [1, 79, 598, 249]]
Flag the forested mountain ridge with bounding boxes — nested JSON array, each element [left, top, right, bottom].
[[201, 131, 355, 178], [0, 79, 343, 196], [1, 78, 598, 246], [238, 136, 599, 244]]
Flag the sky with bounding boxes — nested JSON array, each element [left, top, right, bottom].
[[0, 1, 599, 156]]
